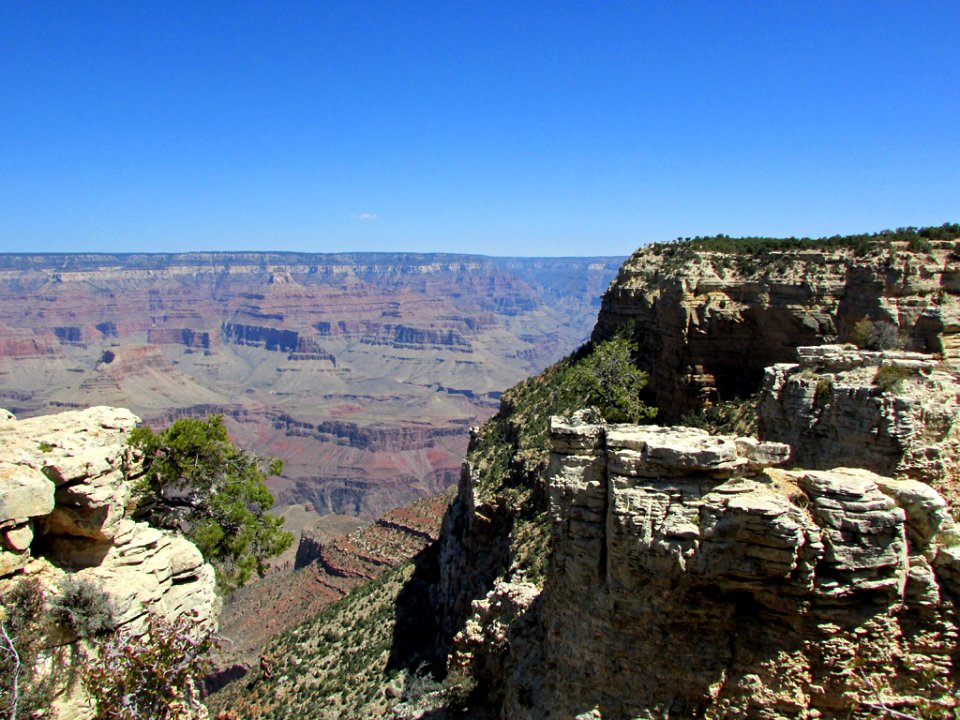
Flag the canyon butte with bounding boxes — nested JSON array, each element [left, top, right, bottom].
[[3, 224, 960, 719]]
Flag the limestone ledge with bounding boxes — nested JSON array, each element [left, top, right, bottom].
[[759, 345, 960, 507], [495, 414, 960, 719]]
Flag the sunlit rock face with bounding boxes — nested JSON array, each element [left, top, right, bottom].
[[759, 345, 960, 507], [593, 241, 960, 419], [0, 406, 219, 720], [497, 417, 960, 719], [0, 252, 623, 518]]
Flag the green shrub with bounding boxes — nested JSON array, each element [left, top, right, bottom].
[[815, 377, 834, 403], [679, 394, 758, 436], [129, 414, 293, 591], [849, 318, 900, 351], [48, 577, 115, 639], [565, 337, 658, 424]]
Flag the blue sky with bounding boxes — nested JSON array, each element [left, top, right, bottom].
[[1, 2, 957, 256]]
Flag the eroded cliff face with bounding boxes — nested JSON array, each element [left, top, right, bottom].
[[0, 406, 219, 719], [495, 417, 959, 718], [594, 240, 960, 419], [759, 345, 960, 506], [440, 347, 960, 719]]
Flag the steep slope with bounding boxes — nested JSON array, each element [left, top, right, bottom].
[[214, 227, 960, 720], [0, 252, 622, 518]]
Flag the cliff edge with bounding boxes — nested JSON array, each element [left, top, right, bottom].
[[0, 406, 219, 719], [594, 235, 959, 418]]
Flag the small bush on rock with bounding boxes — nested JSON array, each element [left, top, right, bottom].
[[82, 611, 218, 720], [1, 578, 57, 719], [849, 318, 901, 351], [874, 365, 911, 393], [48, 576, 115, 639]]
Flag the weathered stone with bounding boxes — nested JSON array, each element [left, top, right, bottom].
[[0, 463, 55, 521], [874, 477, 950, 551], [759, 347, 960, 508], [3, 521, 34, 551], [0, 406, 219, 720], [592, 242, 960, 419], [0, 547, 28, 575], [468, 418, 960, 719]]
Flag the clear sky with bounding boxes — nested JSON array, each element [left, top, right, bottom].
[[1, 1, 958, 256]]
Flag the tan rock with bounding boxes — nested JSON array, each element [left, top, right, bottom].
[[592, 242, 960, 419], [0, 405, 219, 720], [3, 520, 34, 551], [479, 417, 960, 719], [0, 463, 55, 522], [759, 346, 960, 507]]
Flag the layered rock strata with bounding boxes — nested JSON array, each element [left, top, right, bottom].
[[594, 240, 960, 418], [759, 345, 960, 506], [0, 252, 622, 517], [0, 407, 219, 719], [480, 416, 960, 719]]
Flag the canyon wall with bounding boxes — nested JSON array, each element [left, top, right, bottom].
[[500, 416, 959, 718], [439, 342, 960, 718], [593, 240, 960, 419]]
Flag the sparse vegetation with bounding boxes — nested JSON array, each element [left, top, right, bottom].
[[208, 564, 415, 719], [129, 415, 293, 591], [679, 394, 758, 436], [848, 318, 901, 351], [874, 365, 911, 393], [48, 576, 115, 639], [0, 578, 57, 719], [83, 611, 218, 720], [815, 376, 834, 404], [645, 224, 959, 278]]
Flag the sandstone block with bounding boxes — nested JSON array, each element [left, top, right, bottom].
[[0, 463, 55, 521], [0, 547, 28, 576], [3, 520, 34, 551], [874, 477, 950, 550]]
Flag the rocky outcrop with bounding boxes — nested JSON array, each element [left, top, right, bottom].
[[0, 406, 219, 719], [147, 327, 213, 349], [759, 345, 960, 506], [479, 416, 960, 719], [594, 239, 960, 418]]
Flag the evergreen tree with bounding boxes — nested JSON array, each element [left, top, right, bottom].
[[129, 415, 293, 591]]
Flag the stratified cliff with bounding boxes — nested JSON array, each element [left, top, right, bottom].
[[498, 415, 958, 718], [594, 232, 960, 418], [0, 407, 219, 719], [433, 230, 960, 719], [206, 229, 960, 720]]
